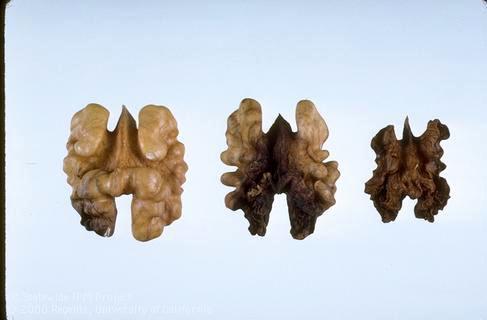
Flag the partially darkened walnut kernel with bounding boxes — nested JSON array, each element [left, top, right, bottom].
[[221, 99, 340, 240], [63, 104, 187, 241], [365, 117, 450, 223]]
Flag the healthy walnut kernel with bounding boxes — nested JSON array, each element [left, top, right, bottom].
[[63, 104, 187, 241]]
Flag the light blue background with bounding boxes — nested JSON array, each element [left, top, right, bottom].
[[6, 1, 487, 319]]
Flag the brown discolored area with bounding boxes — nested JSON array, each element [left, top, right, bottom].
[[221, 99, 340, 240], [365, 118, 450, 223]]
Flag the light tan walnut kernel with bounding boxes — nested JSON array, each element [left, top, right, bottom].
[[63, 104, 188, 241]]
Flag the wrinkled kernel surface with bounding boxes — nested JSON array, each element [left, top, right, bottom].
[[365, 118, 450, 222], [221, 99, 340, 240], [63, 104, 187, 241]]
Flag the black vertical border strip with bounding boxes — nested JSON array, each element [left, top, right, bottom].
[[2, 1, 9, 319]]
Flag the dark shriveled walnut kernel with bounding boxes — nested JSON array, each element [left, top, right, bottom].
[[365, 117, 450, 223], [221, 99, 340, 240]]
